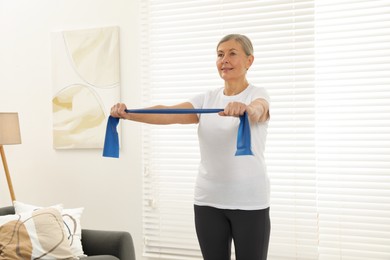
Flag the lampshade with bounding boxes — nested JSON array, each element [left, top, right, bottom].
[[0, 112, 22, 145]]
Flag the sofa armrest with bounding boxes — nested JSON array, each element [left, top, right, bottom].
[[0, 206, 15, 215], [81, 229, 136, 260]]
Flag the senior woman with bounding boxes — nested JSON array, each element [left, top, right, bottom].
[[111, 34, 271, 260]]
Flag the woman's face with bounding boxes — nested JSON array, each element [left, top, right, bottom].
[[216, 39, 253, 83]]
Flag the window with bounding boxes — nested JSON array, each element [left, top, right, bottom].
[[140, 0, 390, 259], [315, 1, 390, 259]]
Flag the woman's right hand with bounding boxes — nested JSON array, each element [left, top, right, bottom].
[[110, 103, 128, 119]]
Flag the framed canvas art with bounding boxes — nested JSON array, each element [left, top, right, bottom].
[[51, 26, 120, 149]]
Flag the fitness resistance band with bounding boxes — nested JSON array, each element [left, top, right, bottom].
[[102, 108, 253, 158]]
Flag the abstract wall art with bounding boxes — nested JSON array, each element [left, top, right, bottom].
[[51, 26, 120, 149]]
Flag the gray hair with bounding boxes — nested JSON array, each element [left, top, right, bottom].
[[217, 34, 254, 56]]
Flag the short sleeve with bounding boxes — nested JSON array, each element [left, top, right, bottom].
[[253, 87, 270, 104], [188, 92, 206, 109]]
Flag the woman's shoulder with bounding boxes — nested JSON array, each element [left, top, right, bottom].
[[248, 84, 270, 101], [206, 87, 224, 96], [248, 83, 267, 92], [188, 87, 223, 108]]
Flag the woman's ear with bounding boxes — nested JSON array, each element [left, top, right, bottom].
[[246, 55, 254, 70]]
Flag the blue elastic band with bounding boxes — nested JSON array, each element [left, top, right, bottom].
[[102, 108, 253, 158]]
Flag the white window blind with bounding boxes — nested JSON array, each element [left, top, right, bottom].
[[139, 0, 390, 259], [315, 1, 390, 259]]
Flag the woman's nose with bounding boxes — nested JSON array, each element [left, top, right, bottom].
[[222, 56, 229, 64]]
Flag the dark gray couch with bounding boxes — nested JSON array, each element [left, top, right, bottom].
[[0, 206, 136, 260]]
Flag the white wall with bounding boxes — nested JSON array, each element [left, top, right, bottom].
[[0, 0, 146, 259]]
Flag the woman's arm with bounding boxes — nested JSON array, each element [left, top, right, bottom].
[[246, 98, 270, 123], [111, 102, 199, 125]]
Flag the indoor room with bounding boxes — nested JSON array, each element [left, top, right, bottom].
[[0, 1, 389, 260]]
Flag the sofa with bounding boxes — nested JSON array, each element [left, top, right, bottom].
[[0, 206, 136, 260]]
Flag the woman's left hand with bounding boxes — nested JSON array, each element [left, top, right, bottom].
[[219, 99, 269, 123], [219, 102, 247, 117]]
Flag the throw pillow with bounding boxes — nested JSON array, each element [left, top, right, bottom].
[[0, 207, 76, 260], [13, 201, 86, 258], [13, 200, 63, 213], [62, 207, 85, 257]]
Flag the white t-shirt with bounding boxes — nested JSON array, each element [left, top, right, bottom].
[[189, 84, 270, 210]]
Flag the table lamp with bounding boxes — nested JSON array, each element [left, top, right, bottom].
[[0, 112, 21, 202]]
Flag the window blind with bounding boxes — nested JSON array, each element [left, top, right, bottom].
[[139, 0, 390, 259], [140, 1, 317, 259], [315, 1, 390, 259]]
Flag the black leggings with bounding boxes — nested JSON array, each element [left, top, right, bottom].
[[194, 205, 270, 260]]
